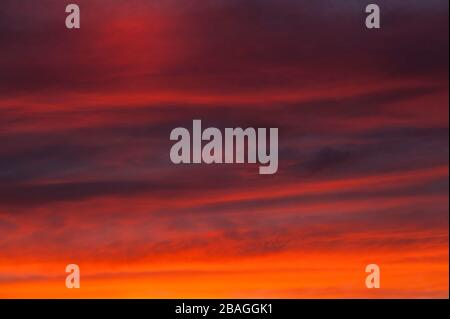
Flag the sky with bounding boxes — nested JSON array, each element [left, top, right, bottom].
[[0, 0, 448, 298]]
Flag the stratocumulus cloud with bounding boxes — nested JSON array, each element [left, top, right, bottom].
[[0, 0, 448, 298]]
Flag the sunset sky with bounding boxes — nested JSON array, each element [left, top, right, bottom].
[[0, 0, 448, 298]]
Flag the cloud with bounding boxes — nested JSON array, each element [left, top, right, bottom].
[[0, 0, 448, 298]]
